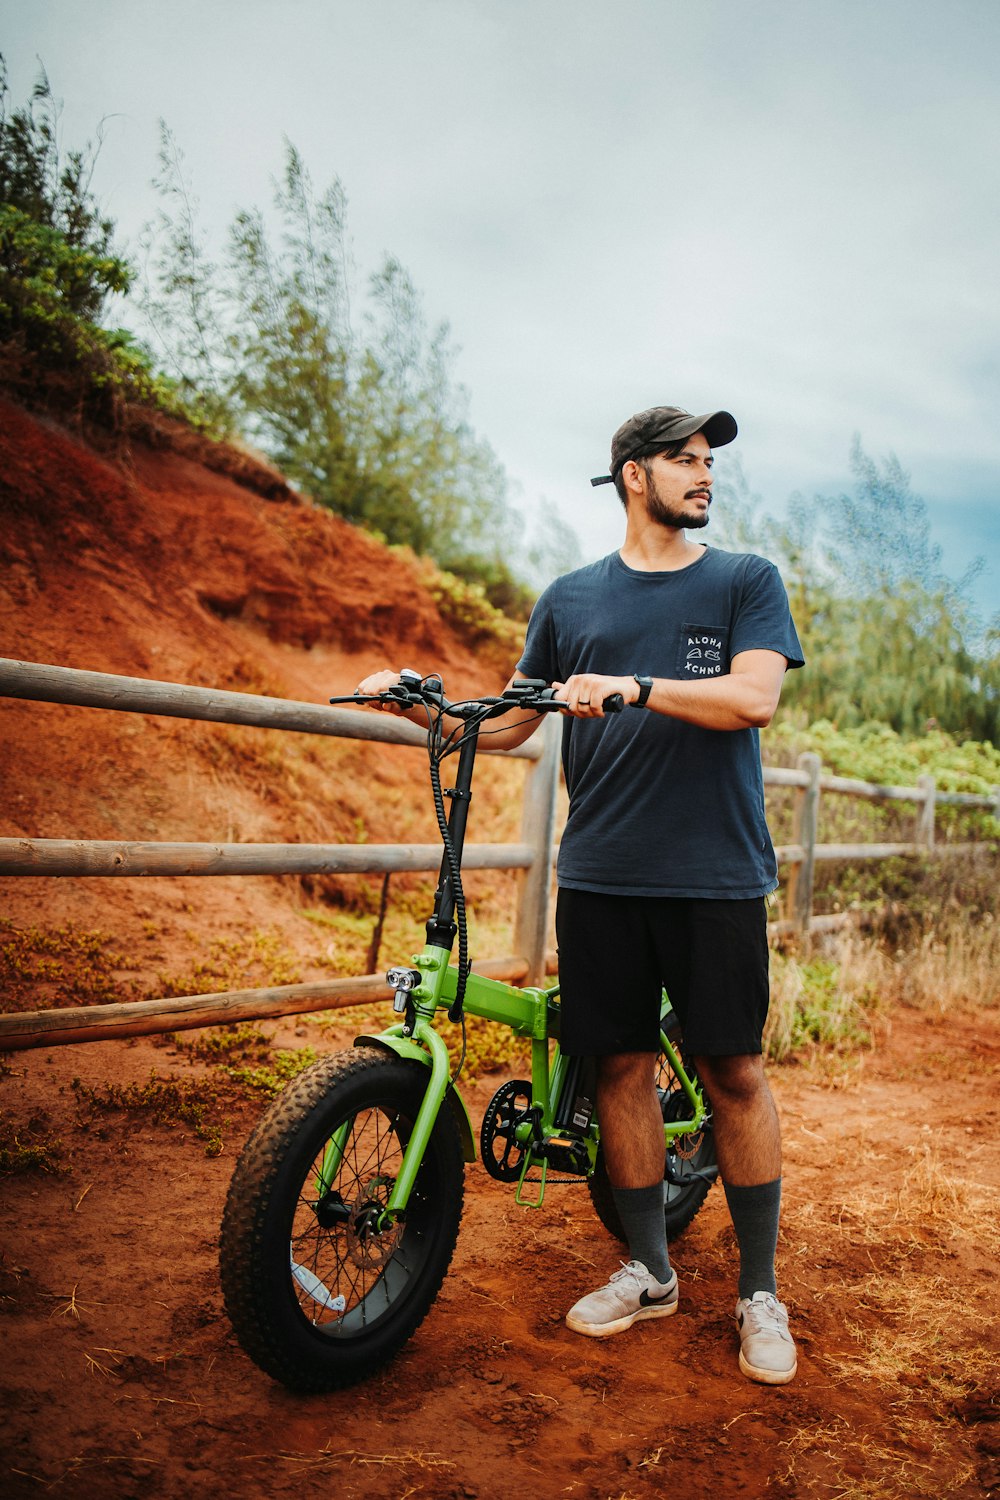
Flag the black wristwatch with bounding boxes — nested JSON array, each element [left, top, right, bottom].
[[632, 674, 654, 707]]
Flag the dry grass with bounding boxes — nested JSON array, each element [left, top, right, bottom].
[[791, 1136, 1000, 1259], [777, 1250, 995, 1499], [830, 1266, 995, 1392], [238, 1445, 457, 1477], [781, 1145, 998, 1495], [776, 1041, 999, 1500], [768, 905, 1000, 1067], [817, 918, 1000, 1018], [765, 949, 876, 1061], [775, 1415, 979, 1499]]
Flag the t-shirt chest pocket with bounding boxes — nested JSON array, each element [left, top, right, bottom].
[[677, 623, 730, 678]]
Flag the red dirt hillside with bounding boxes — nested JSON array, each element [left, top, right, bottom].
[[0, 396, 523, 987]]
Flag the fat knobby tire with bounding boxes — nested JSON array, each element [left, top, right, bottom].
[[219, 1047, 464, 1391]]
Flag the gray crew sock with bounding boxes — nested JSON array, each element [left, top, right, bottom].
[[723, 1177, 782, 1300], [610, 1183, 672, 1283]]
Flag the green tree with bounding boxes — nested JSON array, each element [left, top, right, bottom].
[[138, 125, 233, 425], [143, 136, 539, 602], [0, 60, 193, 429], [225, 143, 357, 491], [713, 442, 998, 741], [0, 56, 120, 320]]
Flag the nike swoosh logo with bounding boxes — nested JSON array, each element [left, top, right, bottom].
[[639, 1288, 675, 1308]]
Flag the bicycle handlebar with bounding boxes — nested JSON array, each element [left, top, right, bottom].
[[329, 676, 625, 716]]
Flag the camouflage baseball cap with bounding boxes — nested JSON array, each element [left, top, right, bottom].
[[591, 405, 738, 487]]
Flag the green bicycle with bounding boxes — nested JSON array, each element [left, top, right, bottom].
[[219, 674, 717, 1391]]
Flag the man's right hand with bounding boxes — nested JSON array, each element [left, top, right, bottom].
[[354, 669, 412, 713]]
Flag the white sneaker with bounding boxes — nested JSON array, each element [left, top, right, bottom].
[[734, 1291, 797, 1384], [566, 1261, 678, 1338]]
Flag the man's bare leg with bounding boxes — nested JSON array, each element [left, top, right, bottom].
[[564, 1051, 676, 1336], [695, 1053, 782, 1294], [693, 1053, 780, 1186], [596, 1051, 665, 1186], [592, 1052, 673, 1283]]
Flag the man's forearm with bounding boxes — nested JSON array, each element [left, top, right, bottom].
[[644, 673, 776, 730], [554, 652, 787, 731]]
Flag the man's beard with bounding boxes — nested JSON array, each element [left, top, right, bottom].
[[646, 477, 711, 531]]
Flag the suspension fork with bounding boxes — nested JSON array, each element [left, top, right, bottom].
[[315, 1013, 454, 1212]]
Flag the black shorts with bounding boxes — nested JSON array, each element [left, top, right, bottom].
[[555, 888, 770, 1058]]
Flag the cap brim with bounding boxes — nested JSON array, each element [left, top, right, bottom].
[[678, 410, 738, 448]]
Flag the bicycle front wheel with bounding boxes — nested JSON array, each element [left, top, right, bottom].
[[219, 1047, 464, 1391], [588, 1011, 717, 1243]]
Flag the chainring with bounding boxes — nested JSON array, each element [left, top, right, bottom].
[[480, 1079, 534, 1182]]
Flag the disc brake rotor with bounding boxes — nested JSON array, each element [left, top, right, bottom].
[[346, 1175, 401, 1269]]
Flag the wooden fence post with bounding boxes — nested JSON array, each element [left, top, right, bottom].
[[513, 715, 562, 986], [916, 774, 936, 851], [786, 752, 821, 936]]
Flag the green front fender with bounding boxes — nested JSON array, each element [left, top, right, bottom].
[[353, 1033, 477, 1163]]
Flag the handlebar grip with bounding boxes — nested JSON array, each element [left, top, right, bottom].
[[603, 693, 625, 713]]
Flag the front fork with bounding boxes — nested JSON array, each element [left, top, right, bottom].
[[316, 1011, 454, 1224]]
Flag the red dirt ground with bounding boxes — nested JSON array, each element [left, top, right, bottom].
[[1, 401, 998, 1499], [1, 1006, 998, 1500]]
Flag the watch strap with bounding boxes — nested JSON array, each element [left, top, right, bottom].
[[632, 674, 653, 707]]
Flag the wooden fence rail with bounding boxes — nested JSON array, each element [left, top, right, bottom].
[[1, 656, 997, 1052]]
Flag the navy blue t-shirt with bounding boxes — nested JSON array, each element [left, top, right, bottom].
[[517, 547, 804, 898]]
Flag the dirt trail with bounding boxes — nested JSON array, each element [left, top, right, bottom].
[[1, 1002, 998, 1500]]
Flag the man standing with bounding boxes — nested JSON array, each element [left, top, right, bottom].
[[360, 404, 803, 1384]]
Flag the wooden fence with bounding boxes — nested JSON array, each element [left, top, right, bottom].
[[1, 656, 996, 1053]]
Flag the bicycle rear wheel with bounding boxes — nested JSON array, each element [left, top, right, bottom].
[[220, 1047, 464, 1391], [588, 1010, 716, 1242]]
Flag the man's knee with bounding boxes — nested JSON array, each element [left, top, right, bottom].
[[695, 1052, 767, 1105], [598, 1050, 658, 1096]]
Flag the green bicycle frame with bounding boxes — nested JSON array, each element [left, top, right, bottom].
[[331, 949, 709, 1219], [318, 703, 710, 1219]]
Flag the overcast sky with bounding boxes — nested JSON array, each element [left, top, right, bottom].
[[4, 0, 999, 622]]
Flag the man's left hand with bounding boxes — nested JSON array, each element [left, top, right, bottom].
[[552, 674, 641, 716]]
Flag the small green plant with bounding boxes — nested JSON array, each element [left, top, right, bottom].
[[413, 555, 524, 663], [71, 1070, 241, 1158], [162, 1023, 318, 1099], [441, 1016, 529, 1076], [765, 953, 875, 1062], [222, 1045, 318, 1099], [0, 918, 143, 1012], [157, 930, 303, 997], [169, 1022, 272, 1064], [0, 1106, 67, 1175]]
